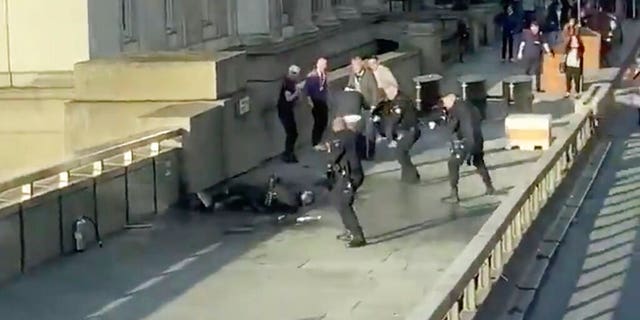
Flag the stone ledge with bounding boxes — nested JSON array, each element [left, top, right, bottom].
[[73, 51, 246, 102]]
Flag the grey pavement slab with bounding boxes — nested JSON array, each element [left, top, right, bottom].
[[0, 45, 579, 320]]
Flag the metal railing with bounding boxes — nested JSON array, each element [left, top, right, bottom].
[[0, 128, 185, 204], [407, 109, 597, 320]]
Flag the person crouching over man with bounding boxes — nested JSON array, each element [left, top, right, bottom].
[[277, 65, 304, 163], [435, 94, 495, 202], [326, 117, 366, 248], [347, 56, 381, 160]]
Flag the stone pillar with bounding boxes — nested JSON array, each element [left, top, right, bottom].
[[468, 8, 485, 51], [335, 0, 361, 19], [360, 0, 384, 13], [407, 23, 442, 74], [315, 0, 340, 26], [293, 0, 319, 34], [237, 0, 283, 44], [3, 0, 90, 87]]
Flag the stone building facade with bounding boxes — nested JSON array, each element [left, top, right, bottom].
[[0, 0, 386, 87]]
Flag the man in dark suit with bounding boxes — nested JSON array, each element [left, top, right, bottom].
[[439, 94, 495, 202], [346, 56, 381, 160]]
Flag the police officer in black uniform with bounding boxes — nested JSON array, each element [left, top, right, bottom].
[[517, 22, 552, 92], [438, 94, 495, 202], [326, 117, 366, 248], [385, 92, 421, 183]]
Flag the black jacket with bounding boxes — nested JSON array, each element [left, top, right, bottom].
[[393, 92, 419, 131], [330, 90, 367, 118], [328, 130, 364, 189], [211, 182, 300, 214], [446, 100, 484, 153]]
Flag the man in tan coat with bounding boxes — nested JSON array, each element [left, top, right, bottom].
[[368, 55, 399, 102]]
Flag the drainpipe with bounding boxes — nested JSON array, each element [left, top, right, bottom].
[[4, 0, 12, 86]]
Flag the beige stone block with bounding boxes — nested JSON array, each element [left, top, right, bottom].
[[73, 51, 246, 101], [505, 114, 552, 150], [140, 102, 225, 193], [64, 101, 172, 152]]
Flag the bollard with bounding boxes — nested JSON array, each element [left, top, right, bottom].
[[413, 74, 443, 116], [502, 75, 533, 113], [458, 74, 488, 119]]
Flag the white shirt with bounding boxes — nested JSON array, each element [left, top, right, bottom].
[[566, 48, 580, 68]]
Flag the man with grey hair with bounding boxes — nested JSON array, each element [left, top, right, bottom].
[[277, 64, 304, 163]]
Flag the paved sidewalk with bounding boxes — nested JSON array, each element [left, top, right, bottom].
[[0, 44, 579, 320]]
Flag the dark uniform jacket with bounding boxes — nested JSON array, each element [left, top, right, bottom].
[[330, 90, 367, 118], [347, 69, 381, 108], [446, 100, 484, 153], [328, 130, 364, 190], [393, 92, 419, 131]]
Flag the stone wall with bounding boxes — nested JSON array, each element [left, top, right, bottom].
[[139, 50, 420, 193]]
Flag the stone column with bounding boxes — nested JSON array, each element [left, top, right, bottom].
[[468, 8, 485, 51], [360, 0, 384, 13], [315, 0, 340, 26], [293, 0, 319, 34], [406, 23, 442, 74], [335, 0, 361, 19], [237, 0, 283, 44]]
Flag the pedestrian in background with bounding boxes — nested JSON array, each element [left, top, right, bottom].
[[499, 5, 519, 62], [517, 21, 553, 92], [304, 58, 330, 151], [563, 34, 584, 98], [456, 20, 470, 63]]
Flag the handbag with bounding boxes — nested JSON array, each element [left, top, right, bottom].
[[559, 60, 566, 74]]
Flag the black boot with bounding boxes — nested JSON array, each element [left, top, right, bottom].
[[477, 168, 495, 195], [346, 228, 367, 248]]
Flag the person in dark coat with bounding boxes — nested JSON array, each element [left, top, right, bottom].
[[517, 22, 553, 92], [326, 117, 366, 248], [384, 92, 421, 184], [456, 20, 470, 63], [304, 58, 330, 151], [277, 65, 303, 163], [329, 88, 370, 159], [500, 5, 519, 62], [438, 94, 495, 202]]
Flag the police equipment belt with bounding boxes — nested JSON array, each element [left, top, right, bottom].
[[450, 139, 467, 159]]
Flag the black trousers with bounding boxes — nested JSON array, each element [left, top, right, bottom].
[[397, 128, 420, 183], [330, 176, 364, 239], [565, 66, 582, 93], [458, 39, 468, 62], [448, 150, 493, 189], [311, 99, 328, 146], [278, 109, 298, 155], [502, 33, 514, 60], [524, 58, 542, 91]]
